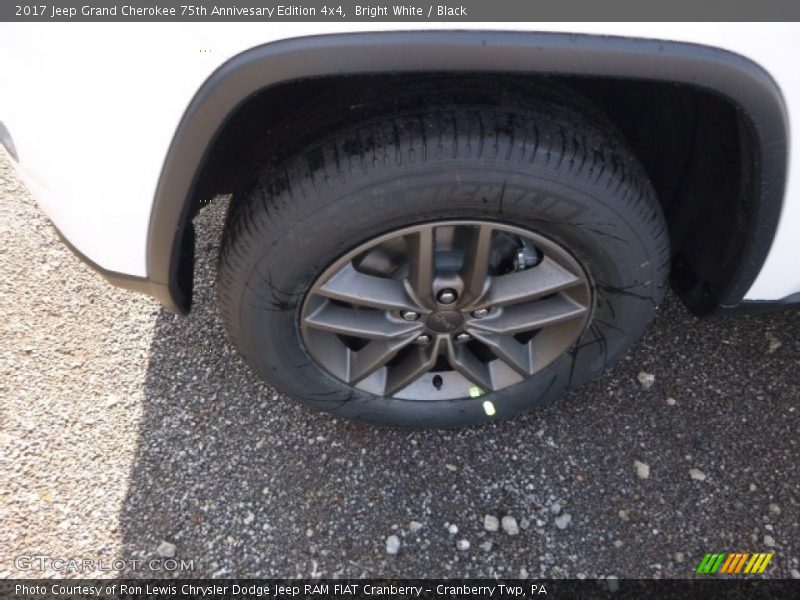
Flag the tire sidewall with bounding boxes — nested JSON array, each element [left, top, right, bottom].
[[231, 163, 661, 427]]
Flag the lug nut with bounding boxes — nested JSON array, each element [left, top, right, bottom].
[[436, 288, 458, 304], [401, 310, 420, 321], [455, 333, 471, 343], [471, 308, 490, 319], [415, 334, 431, 344], [514, 246, 541, 271]]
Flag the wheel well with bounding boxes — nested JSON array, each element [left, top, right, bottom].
[[190, 72, 756, 315], [148, 32, 785, 316]]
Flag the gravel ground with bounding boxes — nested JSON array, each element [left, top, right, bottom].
[[1, 153, 799, 580]]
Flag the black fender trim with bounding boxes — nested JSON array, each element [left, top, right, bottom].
[[146, 31, 788, 314], [721, 293, 800, 315]]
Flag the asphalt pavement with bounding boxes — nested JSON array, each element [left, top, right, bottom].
[[1, 153, 798, 579]]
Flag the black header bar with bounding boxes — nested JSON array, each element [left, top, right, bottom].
[[3, 1, 800, 22]]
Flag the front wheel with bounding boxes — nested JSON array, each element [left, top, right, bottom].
[[217, 97, 669, 427]]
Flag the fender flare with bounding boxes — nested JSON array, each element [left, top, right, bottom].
[[144, 30, 788, 314]]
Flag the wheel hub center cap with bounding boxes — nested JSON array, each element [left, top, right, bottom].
[[426, 310, 465, 333]]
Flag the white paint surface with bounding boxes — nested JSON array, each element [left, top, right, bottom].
[[0, 23, 797, 300]]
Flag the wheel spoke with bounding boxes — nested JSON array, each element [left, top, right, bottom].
[[459, 224, 494, 304], [469, 294, 587, 335], [347, 336, 417, 384], [384, 337, 441, 395], [317, 262, 420, 312], [304, 301, 422, 339], [405, 228, 435, 307], [445, 337, 494, 391], [485, 256, 582, 307], [469, 330, 534, 376]]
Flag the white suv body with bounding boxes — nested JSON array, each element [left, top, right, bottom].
[[0, 22, 800, 427], [2, 23, 799, 304]]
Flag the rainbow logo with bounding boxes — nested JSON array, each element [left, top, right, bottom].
[[696, 552, 774, 575]]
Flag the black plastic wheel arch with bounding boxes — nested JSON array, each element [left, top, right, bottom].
[[145, 30, 788, 315]]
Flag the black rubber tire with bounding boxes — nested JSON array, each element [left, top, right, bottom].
[[217, 86, 669, 428]]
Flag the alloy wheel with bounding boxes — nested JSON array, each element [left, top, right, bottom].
[[300, 221, 592, 400]]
